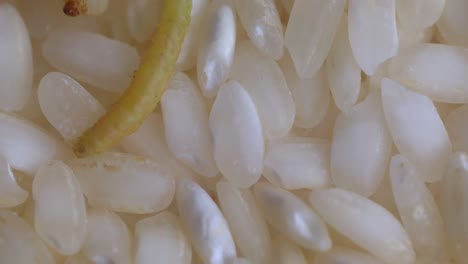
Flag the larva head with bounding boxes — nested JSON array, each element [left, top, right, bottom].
[[63, 0, 87, 17]]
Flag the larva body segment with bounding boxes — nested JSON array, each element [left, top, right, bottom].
[[74, 0, 192, 157]]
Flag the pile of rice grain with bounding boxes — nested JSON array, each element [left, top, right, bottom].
[[0, 0, 466, 263]]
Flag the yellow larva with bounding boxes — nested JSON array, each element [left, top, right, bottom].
[[73, 0, 192, 157]]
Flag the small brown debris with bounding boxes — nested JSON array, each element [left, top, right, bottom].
[[63, 0, 87, 17]]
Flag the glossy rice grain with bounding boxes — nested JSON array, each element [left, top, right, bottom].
[[331, 92, 392, 197], [235, 0, 284, 60], [441, 153, 468, 264], [270, 235, 307, 264], [388, 44, 468, 103], [390, 155, 448, 261], [126, 0, 164, 43], [0, 209, 54, 264], [395, 0, 445, 30], [69, 152, 175, 214], [82, 209, 131, 264], [42, 30, 140, 93], [209, 80, 264, 188], [348, 0, 399, 75], [309, 188, 415, 264], [0, 3, 33, 111], [38, 72, 106, 143], [254, 182, 331, 251], [216, 181, 271, 264], [436, 0, 468, 46], [381, 78, 452, 182], [33, 160, 87, 255], [0, 111, 63, 175], [280, 54, 329, 129], [230, 41, 294, 139], [263, 137, 331, 190], [285, 0, 345, 78], [0, 156, 28, 208], [326, 16, 361, 112], [197, 1, 236, 98], [177, 179, 236, 264], [161, 72, 218, 177], [134, 212, 191, 264]]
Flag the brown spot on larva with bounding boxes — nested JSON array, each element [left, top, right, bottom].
[[63, 0, 88, 17]]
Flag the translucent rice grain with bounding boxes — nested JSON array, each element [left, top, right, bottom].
[[263, 137, 331, 190], [177, 179, 236, 264], [390, 155, 448, 261], [135, 212, 192, 264], [82, 0, 109, 16], [161, 72, 218, 177], [270, 235, 307, 264], [197, 1, 236, 98], [42, 31, 140, 93], [395, 0, 445, 30], [254, 182, 331, 251], [216, 181, 271, 264], [102, 0, 132, 43], [0, 209, 54, 264], [436, 0, 468, 46], [69, 152, 175, 214], [326, 17, 361, 112], [126, 0, 164, 43], [398, 25, 435, 50], [441, 153, 468, 264], [388, 44, 468, 103], [209, 80, 264, 188], [33, 161, 86, 255], [0, 3, 33, 111], [0, 156, 28, 208], [231, 41, 294, 139], [348, 0, 399, 75], [176, 0, 209, 71], [120, 113, 201, 183], [234, 0, 284, 60], [291, 100, 340, 140], [309, 188, 415, 264], [381, 78, 452, 182], [285, 0, 345, 78], [56, 15, 109, 36], [445, 104, 468, 153], [331, 92, 392, 197], [83, 209, 131, 264], [280, 53, 329, 128], [38, 72, 105, 143], [121, 113, 167, 158], [0, 111, 62, 175], [314, 247, 385, 264]]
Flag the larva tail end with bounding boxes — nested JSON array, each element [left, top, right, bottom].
[[73, 140, 93, 158]]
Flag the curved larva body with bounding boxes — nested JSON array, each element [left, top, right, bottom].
[[74, 0, 192, 157]]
